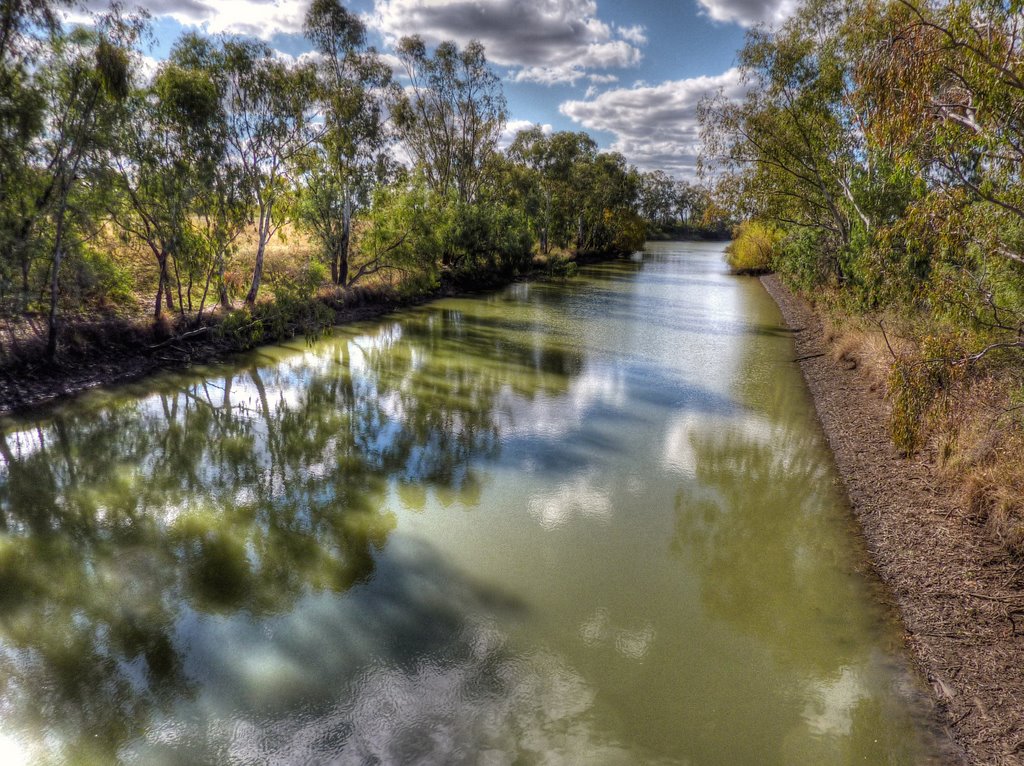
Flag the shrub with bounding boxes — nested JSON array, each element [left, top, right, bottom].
[[71, 247, 136, 309], [725, 221, 780, 274]]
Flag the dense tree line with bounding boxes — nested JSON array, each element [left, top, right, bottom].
[[0, 0, 718, 361], [701, 0, 1024, 550]]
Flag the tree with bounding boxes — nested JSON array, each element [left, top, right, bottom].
[[218, 39, 316, 305], [0, 0, 66, 312], [699, 0, 870, 281], [299, 0, 394, 287], [639, 170, 678, 229], [36, 9, 141, 357], [861, 0, 1024, 270], [111, 60, 225, 319], [391, 36, 506, 205]]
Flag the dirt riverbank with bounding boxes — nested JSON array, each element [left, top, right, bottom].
[[763, 274, 1024, 766], [0, 253, 616, 419], [0, 297, 409, 418]]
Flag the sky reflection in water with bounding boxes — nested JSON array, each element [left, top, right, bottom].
[[0, 242, 944, 764]]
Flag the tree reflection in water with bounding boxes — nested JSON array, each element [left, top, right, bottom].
[[670, 382, 933, 764], [0, 297, 583, 764]]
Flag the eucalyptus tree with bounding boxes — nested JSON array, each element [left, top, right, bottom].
[[675, 181, 709, 228], [639, 170, 679, 229], [860, 0, 1024, 271], [0, 0, 66, 312], [699, 0, 872, 283], [391, 36, 506, 205], [217, 39, 317, 305], [299, 0, 394, 287], [506, 126, 554, 253], [111, 62, 226, 319], [35, 9, 141, 357], [575, 151, 644, 253], [507, 129, 600, 252]]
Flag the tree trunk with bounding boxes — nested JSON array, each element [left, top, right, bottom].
[[247, 237, 266, 305], [218, 249, 230, 309], [154, 253, 174, 320], [173, 255, 186, 316], [338, 193, 351, 286], [20, 258, 29, 310], [541, 191, 551, 255], [46, 198, 68, 361], [247, 206, 270, 305]]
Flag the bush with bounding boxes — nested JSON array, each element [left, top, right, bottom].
[[725, 221, 780, 274], [71, 247, 136, 309]]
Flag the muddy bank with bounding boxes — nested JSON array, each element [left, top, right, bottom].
[[0, 253, 621, 418], [762, 274, 1024, 766], [0, 295, 414, 418]]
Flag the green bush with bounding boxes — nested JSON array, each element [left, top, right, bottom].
[[725, 221, 780, 274], [72, 247, 135, 308]]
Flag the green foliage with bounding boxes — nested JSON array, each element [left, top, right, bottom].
[[218, 265, 334, 350], [725, 221, 780, 274], [888, 333, 965, 455], [437, 197, 534, 279], [71, 248, 135, 308], [545, 255, 578, 279]]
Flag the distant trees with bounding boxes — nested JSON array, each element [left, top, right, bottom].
[[0, 7, 716, 361]]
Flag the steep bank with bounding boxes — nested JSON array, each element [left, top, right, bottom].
[[763, 274, 1024, 766]]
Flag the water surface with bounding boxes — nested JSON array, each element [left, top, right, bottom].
[[0, 242, 941, 764]]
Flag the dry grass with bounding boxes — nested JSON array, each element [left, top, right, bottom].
[[821, 314, 1024, 557], [935, 375, 1024, 554], [822, 316, 909, 394]]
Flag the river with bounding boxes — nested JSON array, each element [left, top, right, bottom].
[[0, 241, 943, 764]]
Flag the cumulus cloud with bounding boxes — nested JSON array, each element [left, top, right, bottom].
[[616, 24, 647, 45], [371, 0, 643, 85], [77, 0, 310, 40], [695, 0, 797, 27], [500, 119, 553, 148], [559, 67, 746, 177]]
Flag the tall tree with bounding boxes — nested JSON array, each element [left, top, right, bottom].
[[111, 61, 225, 319], [700, 0, 871, 281], [300, 0, 394, 287], [391, 36, 506, 205], [0, 0, 65, 311], [37, 10, 140, 357], [218, 39, 316, 305]]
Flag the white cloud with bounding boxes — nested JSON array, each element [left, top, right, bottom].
[[77, 0, 310, 40], [559, 67, 746, 178], [695, 0, 797, 27], [500, 119, 553, 148], [370, 0, 644, 85], [616, 24, 647, 45]]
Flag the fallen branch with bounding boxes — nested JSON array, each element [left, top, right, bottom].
[[149, 325, 211, 350]]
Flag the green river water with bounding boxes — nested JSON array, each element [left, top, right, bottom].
[[0, 241, 945, 764]]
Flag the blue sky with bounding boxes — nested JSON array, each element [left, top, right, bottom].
[[82, 0, 790, 176]]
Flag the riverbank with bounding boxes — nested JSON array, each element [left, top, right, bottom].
[[762, 274, 1024, 766], [0, 252, 618, 418]]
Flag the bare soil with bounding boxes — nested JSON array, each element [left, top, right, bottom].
[[0, 298, 415, 418], [763, 274, 1024, 766]]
